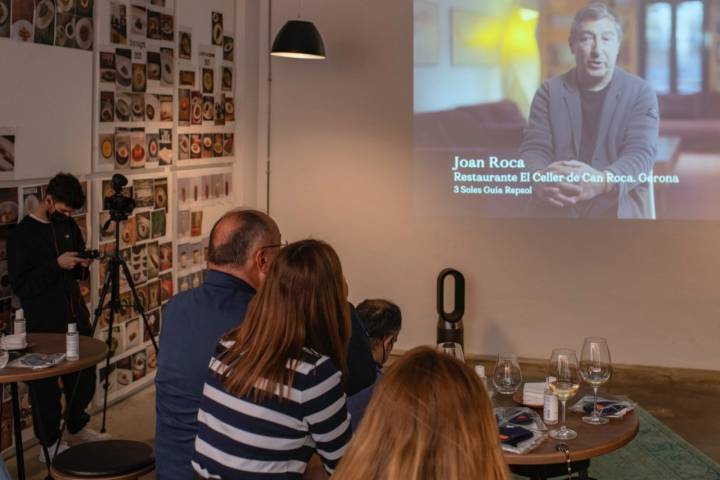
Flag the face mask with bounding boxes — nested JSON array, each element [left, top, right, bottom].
[[50, 210, 70, 224]]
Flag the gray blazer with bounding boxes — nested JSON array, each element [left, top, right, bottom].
[[520, 68, 659, 219]]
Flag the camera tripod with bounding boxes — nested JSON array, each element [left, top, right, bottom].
[[38, 187, 160, 474], [90, 210, 160, 432]]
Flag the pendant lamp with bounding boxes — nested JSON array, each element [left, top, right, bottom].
[[270, 3, 325, 60]]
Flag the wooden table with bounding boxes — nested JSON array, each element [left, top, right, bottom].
[[496, 389, 639, 479], [0, 333, 108, 480]]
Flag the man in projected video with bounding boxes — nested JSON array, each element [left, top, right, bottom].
[[520, 3, 659, 218]]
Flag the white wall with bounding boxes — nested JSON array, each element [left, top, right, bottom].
[[260, 0, 720, 370], [0, 40, 92, 180]]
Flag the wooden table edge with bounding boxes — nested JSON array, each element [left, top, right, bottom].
[[504, 411, 640, 465], [0, 334, 108, 383]]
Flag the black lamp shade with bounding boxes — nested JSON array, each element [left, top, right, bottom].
[[271, 20, 326, 59]]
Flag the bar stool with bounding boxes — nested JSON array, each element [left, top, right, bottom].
[[49, 440, 154, 480]]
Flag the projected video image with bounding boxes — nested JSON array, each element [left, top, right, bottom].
[[414, 0, 720, 220]]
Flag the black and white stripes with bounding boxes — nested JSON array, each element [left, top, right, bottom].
[[192, 346, 352, 479]]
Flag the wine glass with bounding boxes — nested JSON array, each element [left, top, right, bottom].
[[492, 353, 522, 395], [0, 334, 8, 369], [436, 342, 464, 361], [547, 348, 581, 440], [579, 337, 612, 425]]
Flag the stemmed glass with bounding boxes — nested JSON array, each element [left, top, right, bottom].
[[0, 334, 8, 369], [436, 342, 464, 361], [579, 337, 612, 425], [492, 353, 522, 395], [547, 348, 581, 440]]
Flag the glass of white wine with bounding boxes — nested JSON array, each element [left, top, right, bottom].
[[492, 353, 522, 395], [0, 334, 8, 369], [436, 342, 464, 362], [579, 337, 612, 425], [548, 348, 581, 440]]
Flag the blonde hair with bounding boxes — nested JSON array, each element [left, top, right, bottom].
[[334, 347, 510, 480]]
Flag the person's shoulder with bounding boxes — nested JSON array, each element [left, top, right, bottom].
[[161, 288, 196, 318], [614, 68, 652, 91], [7, 216, 41, 249], [163, 288, 189, 307], [530, 70, 571, 101], [10, 215, 38, 234], [214, 338, 235, 357], [545, 69, 574, 89], [298, 348, 339, 379], [612, 69, 657, 108]]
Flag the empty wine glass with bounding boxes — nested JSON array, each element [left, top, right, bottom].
[[436, 342, 464, 361], [492, 353, 522, 395], [548, 348, 581, 440], [579, 337, 612, 425]]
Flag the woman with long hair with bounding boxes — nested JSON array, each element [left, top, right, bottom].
[[334, 346, 510, 480], [192, 239, 353, 479]]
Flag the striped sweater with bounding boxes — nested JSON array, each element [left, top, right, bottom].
[[192, 344, 352, 479]]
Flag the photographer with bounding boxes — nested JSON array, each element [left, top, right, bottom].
[[8, 173, 107, 462]]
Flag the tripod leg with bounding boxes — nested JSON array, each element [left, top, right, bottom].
[[91, 260, 114, 337], [56, 257, 118, 445], [119, 259, 159, 354], [100, 307, 115, 433]]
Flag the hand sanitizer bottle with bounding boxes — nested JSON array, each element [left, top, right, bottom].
[[475, 364, 490, 394], [66, 323, 79, 361], [14, 308, 26, 337]]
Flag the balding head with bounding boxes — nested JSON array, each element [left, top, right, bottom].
[[207, 209, 281, 287]]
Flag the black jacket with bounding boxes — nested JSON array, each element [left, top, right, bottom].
[[346, 303, 377, 396], [8, 214, 90, 334]]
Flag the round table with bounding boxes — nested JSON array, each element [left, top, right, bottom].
[[0, 333, 108, 480], [504, 411, 639, 465], [497, 389, 639, 479]]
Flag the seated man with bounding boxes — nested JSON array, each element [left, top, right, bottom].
[[155, 209, 282, 480], [520, 3, 659, 218], [346, 299, 402, 430], [155, 210, 377, 479]]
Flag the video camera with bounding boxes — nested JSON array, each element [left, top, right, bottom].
[[78, 249, 105, 260], [103, 173, 135, 222]]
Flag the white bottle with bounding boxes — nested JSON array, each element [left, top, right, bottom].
[[66, 323, 79, 361], [475, 364, 490, 395], [544, 377, 559, 425], [14, 308, 26, 336]]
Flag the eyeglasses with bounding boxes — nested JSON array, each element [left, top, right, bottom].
[[260, 240, 289, 250]]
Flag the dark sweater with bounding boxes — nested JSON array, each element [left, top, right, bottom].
[[155, 271, 377, 480], [8, 214, 90, 334]]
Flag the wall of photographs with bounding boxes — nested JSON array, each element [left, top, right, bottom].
[[0, 0, 94, 50], [90, 0, 238, 404], [175, 165, 234, 292], [0, 0, 240, 454], [93, 172, 172, 402]]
